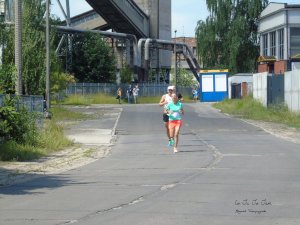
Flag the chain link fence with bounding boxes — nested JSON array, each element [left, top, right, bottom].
[[63, 83, 194, 99], [0, 94, 44, 112]]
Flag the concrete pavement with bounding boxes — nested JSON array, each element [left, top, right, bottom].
[[0, 103, 299, 187], [1, 103, 300, 225]]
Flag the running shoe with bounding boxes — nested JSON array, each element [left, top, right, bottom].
[[173, 147, 178, 153], [168, 139, 172, 147], [170, 138, 175, 146]]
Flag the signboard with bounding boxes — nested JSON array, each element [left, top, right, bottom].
[[199, 70, 228, 102]]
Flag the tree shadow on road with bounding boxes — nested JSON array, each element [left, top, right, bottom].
[[0, 169, 74, 196]]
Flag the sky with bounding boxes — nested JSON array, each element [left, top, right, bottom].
[[51, 0, 300, 38]]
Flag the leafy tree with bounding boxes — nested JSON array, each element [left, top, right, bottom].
[[0, 16, 14, 66], [120, 64, 133, 84], [51, 72, 75, 94], [171, 69, 198, 87], [22, 0, 48, 95], [196, 0, 269, 73], [0, 0, 64, 95], [70, 32, 117, 83], [0, 65, 16, 94]]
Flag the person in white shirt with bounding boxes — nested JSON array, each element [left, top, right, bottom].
[[159, 86, 174, 147], [133, 85, 139, 104]]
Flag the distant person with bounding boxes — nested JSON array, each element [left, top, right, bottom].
[[192, 88, 198, 102], [159, 86, 174, 147], [166, 93, 184, 153], [133, 84, 139, 104], [126, 85, 133, 104], [116, 87, 122, 104]]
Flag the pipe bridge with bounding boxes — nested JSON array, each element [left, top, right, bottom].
[[85, 0, 149, 39]]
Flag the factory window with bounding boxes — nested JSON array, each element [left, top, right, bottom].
[[262, 34, 268, 56], [290, 27, 300, 56], [278, 28, 284, 60], [270, 31, 276, 57]]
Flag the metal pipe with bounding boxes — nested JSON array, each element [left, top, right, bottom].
[[143, 38, 201, 83], [54, 25, 138, 67], [137, 38, 147, 66], [144, 38, 198, 65], [66, 0, 71, 26]]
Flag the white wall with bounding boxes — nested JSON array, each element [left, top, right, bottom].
[[253, 72, 268, 107], [285, 69, 300, 112]]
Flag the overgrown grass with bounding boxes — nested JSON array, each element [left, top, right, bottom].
[[59, 93, 194, 105], [0, 107, 89, 161], [214, 96, 300, 128], [60, 93, 122, 105], [0, 119, 72, 161], [50, 105, 90, 120]]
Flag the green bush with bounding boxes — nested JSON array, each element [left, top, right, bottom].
[[0, 97, 74, 161], [0, 95, 38, 144]]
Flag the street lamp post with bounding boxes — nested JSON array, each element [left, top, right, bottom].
[[174, 30, 177, 87], [46, 0, 50, 110]]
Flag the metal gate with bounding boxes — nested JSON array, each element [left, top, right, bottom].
[[231, 83, 241, 99], [267, 74, 284, 105]]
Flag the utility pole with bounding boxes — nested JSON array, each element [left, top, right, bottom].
[[174, 29, 177, 87], [46, 0, 50, 110], [15, 0, 22, 95]]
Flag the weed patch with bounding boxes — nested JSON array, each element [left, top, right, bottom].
[[214, 97, 300, 128]]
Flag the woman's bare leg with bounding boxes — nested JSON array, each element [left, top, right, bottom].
[[165, 122, 170, 139], [174, 126, 181, 150]]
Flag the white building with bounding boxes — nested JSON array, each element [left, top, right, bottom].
[[258, 2, 300, 74]]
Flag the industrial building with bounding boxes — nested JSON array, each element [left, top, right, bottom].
[[257, 2, 300, 74]]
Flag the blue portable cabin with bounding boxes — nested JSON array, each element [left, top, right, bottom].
[[199, 69, 229, 102]]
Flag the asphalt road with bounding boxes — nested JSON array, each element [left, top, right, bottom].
[[0, 103, 300, 225]]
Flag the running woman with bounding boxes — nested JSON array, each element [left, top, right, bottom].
[[159, 86, 175, 146], [166, 93, 184, 153]]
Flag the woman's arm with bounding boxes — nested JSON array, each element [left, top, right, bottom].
[[159, 95, 166, 107]]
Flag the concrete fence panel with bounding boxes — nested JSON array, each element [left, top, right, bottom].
[[253, 72, 268, 107], [285, 69, 300, 112]]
